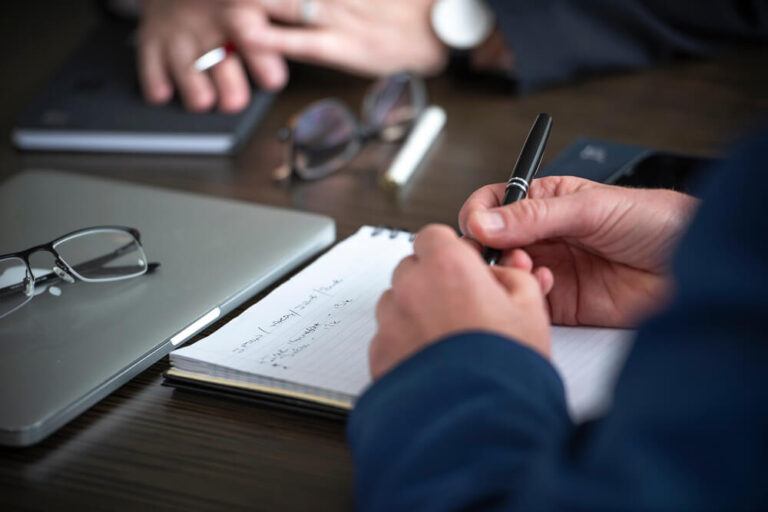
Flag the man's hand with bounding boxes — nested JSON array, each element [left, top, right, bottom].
[[369, 224, 552, 380], [237, 0, 449, 77], [138, 0, 288, 112], [459, 176, 699, 328]]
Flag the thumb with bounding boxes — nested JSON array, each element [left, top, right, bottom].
[[467, 194, 595, 248]]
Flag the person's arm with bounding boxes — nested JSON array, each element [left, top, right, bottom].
[[349, 128, 768, 510], [487, 0, 768, 91], [350, 332, 571, 511], [351, 304, 768, 510]]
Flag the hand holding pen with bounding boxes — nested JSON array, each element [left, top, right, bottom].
[[482, 113, 552, 265]]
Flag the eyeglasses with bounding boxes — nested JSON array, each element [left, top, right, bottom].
[[274, 72, 427, 181], [0, 226, 159, 319]]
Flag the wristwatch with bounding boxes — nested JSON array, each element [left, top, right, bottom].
[[430, 0, 496, 50]]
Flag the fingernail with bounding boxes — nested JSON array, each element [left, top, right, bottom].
[[475, 211, 505, 232]]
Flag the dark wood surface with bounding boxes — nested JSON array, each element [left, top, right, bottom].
[[1, 3, 768, 511]]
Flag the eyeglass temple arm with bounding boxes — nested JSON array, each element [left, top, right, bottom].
[[35, 261, 160, 286]]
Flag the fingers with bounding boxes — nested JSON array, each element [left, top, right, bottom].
[[370, 289, 395, 379], [533, 266, 555, 295], [501, 248, 534, 272], [498, 249, 553, 294], [138, 0, 288, 112], [137, 39, 173, 104], [412, 224, 461, 261], [245, 25, 343, 68], [167, 34, 216, 112], [460, 236, 483, 255], [414, 226, 553, 298], [209, 57, 251, 112], [526, 174, 595, 200], [488, 265, 555, 296], [465, 190, 599, 249], [249, 0, 446, 76], [391, 255, 417, 289], [258, 0, 330, 25], [458, 176, 596, 241], [243, 52, 289, 91], [371, 287, 416, 380], [223, 4, 289, 91], [490, 265, 553, 305], [374, 289, 395, 327], [410, 225, 553, 298], [458, 183, 507, 235], [490, 265, 533, 292]]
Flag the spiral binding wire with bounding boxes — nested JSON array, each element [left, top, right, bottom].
[[371, 226, 416, 242]]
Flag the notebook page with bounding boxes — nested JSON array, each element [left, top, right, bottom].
[[171, 225, 635, 420], [171, 226, 414, 398], [551, 326, 634, 422]]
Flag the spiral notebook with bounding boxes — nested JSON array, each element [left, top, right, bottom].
[[165, 226, 634, 422]]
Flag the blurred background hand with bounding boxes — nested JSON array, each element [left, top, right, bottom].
[[369, 224, 552, 380], [138, 0, 288, 112], [459, 176, 699, 328], [137, 0, 515, 113], [237, 0, 449, 78]]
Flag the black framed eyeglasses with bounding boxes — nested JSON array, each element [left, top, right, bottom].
[[274, 72, 428, 181], [0, 226, 160, 319]]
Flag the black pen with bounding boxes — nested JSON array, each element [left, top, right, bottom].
[[482, 113, 552, 265]]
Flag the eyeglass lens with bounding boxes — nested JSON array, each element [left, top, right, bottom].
[[363, 74, 423, 138], [291, 74, 425, 179], [54, 228, 148, 281], [293, 99, 360, 179], [0, 257, 33, 318], [0, 228, 150, 319]]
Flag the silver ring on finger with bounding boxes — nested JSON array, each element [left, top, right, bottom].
[[299, 0, 319, 25]]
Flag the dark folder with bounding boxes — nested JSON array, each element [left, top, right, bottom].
[[13, 22, 274, 155]]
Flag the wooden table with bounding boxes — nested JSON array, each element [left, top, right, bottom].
[[1, 4, 767, 510]]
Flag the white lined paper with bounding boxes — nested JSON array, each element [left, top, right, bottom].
[[170, 226, 634, 420]]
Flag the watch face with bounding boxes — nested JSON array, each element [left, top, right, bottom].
[[431, 0, 495, 50]]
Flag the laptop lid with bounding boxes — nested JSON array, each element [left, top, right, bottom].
[[0, 170, 335, 446]]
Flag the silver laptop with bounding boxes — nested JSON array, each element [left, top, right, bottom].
[[0, 170, 335, 446]]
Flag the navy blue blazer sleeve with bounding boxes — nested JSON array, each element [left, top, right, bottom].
[[484, 0, 768, 91], [347, 126, 768, 510]]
